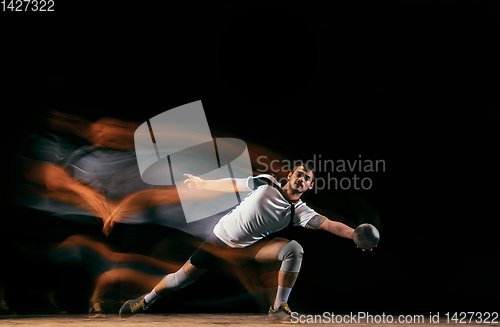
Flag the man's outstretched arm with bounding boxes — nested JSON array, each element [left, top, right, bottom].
[[183, 174, 250, 193], [305, 215, 354, 239], [102, 175, 250, 236]]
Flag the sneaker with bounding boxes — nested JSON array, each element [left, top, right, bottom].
[[119, 294, 149, 318], [268, 303, 294, 322]]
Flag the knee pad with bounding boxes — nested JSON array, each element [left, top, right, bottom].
[[165, 268, 195, 291], [277, 240, 304, 273]]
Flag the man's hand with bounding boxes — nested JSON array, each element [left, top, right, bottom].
[[357, 245, 377, 252], [183, 174, 206, 189], [353, 223, 380, 252]]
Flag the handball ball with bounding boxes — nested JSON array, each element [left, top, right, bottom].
[[353, 223, 380, 250]]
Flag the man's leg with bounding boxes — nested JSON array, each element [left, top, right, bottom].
[[252, 238, 303, 312], [119, 237, 220, 318], [143, 261, 208, 303], [119, 260, 207, 318]]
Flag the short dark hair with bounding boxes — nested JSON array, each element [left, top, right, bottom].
[[291, 160, 316, 182]]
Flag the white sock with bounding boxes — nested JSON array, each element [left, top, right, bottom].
[[273, 286, 292, 310], [144, 289, 160, 305]]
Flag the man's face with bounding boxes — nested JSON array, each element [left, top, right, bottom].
[[287, 166, 314, 194]]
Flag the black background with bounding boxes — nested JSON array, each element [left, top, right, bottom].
[[1, 1, 498, 315]]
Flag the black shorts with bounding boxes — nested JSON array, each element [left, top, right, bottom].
[[189, 233, 232, 269]]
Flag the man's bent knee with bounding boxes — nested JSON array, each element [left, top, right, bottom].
[[165, 267, 195, 292], [277, 240, 303, 273]]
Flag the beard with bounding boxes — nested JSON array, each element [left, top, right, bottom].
[[292, 180, 304, 193]]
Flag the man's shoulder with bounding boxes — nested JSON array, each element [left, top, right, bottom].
[[295, 199, 314, 211], [249, 174, 281, 189]]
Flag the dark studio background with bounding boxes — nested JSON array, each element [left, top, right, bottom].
[[1, 1, 498, 316]]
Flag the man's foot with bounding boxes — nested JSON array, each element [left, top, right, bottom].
[[268, 303, 294, 323], [119, 294, 149, 318]]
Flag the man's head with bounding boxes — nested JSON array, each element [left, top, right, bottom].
[[286, 161, 315, 195]]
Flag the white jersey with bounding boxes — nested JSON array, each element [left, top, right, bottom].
[[213, 174, 318, 248]]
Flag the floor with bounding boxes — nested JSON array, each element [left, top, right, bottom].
[[1, 313, 497, 326]]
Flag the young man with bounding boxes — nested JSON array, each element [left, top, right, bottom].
[[119, 162, 368, 321]]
